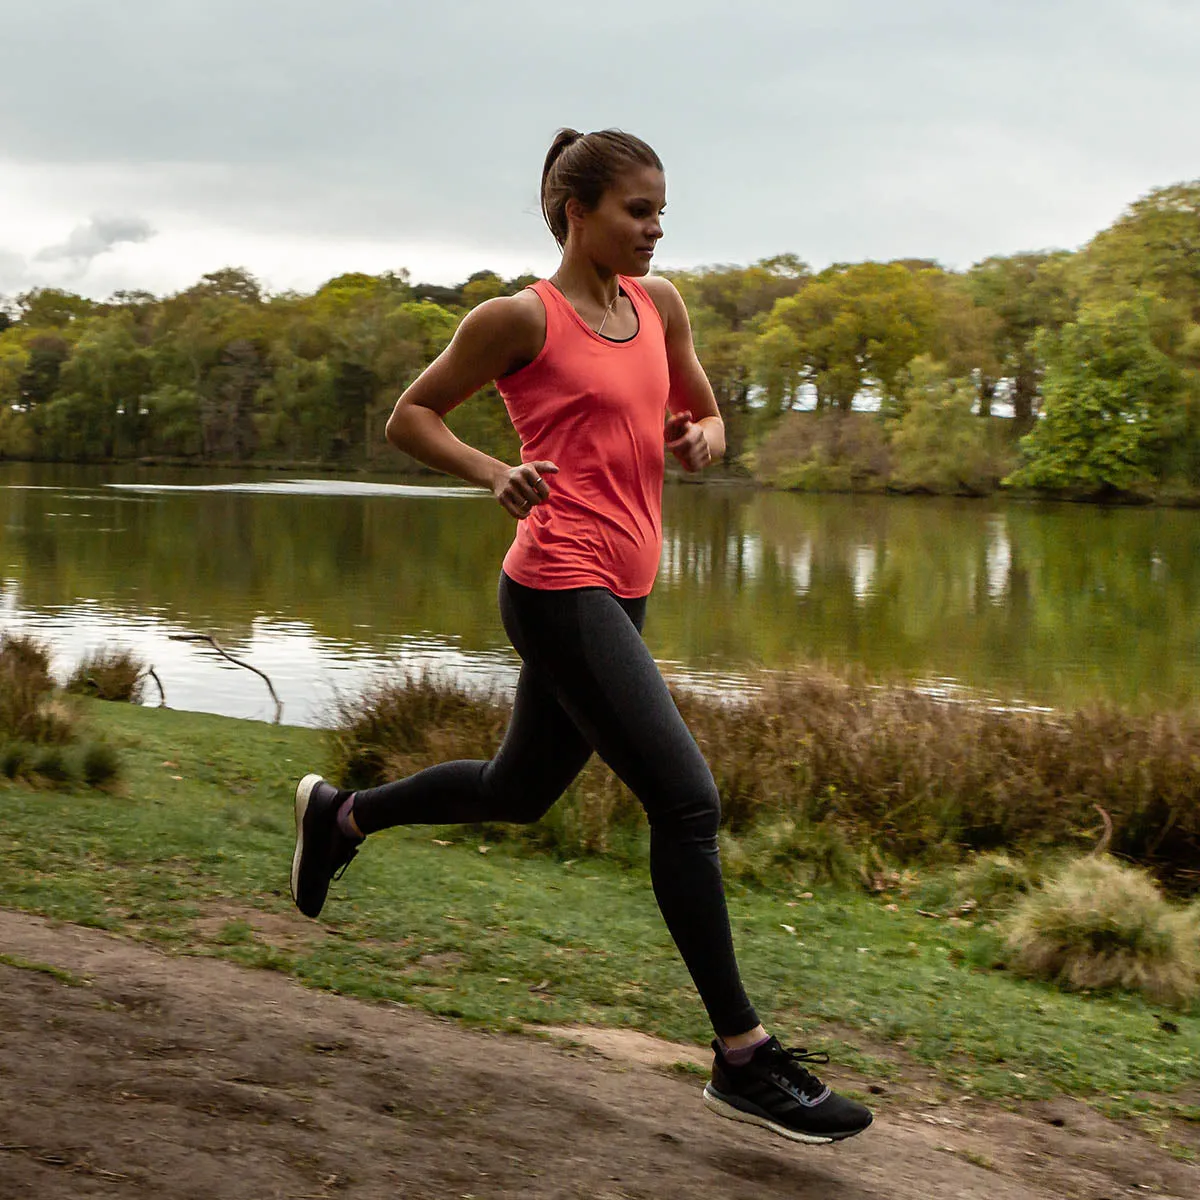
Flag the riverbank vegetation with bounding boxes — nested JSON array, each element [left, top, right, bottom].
[[333, 670, 1200, 895], [2, 180, 1199, 500], [0, 699, 1197, 1139], [0, 633, 121, 788]]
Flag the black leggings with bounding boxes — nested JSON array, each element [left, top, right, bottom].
[[351, 572, 759, 1037]]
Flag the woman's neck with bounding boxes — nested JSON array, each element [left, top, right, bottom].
[[550, 254, 621, 308]]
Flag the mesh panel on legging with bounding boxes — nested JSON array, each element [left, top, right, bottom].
[[347, 573, 759, 1037]]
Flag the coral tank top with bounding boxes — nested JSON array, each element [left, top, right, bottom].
[[497, 277, 671, 597]]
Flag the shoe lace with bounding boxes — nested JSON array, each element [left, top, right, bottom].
[[331, 839, 360, 882], [769, 1045, 830, 1098]]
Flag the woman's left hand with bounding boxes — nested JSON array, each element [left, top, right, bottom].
[[665, 410, 711, 472]]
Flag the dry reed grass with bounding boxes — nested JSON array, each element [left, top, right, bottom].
[[328, 667, 1200, 890], [0, 632, 73, 744], [65, 647, 148, 703], [1002, 856, 1200, 1008], [0, 631, 122, 789]]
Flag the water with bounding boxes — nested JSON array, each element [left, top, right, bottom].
[[3, 461, 1199, 726]]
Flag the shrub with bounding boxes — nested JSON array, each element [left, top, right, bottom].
[[951, 852, 1048, 917], [80, 741, 121, 788], [1002, 856, 1200, 1008], [0, 633, 73, 744], [1, 742, 29, 779], [0, 632, 53, 688], [888, 358, 1015, 496], [29, 744, 73, 786], [331, 672, 510, 789], [719, 818, 859, 889], [748, 411, 891, 492], [65, 647, 147, 703]]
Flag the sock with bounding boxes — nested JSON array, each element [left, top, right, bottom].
[[720, 1033, 771, 1066], [336, 794, 362, 840]]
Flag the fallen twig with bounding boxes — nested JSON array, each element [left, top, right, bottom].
[[167, 634, 282, 723], [144, 666, 167, 707]]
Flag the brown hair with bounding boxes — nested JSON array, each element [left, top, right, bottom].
[[540, 128, 663, 247]]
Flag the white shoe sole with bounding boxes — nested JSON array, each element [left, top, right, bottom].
[[290, 773, 324, 907], [703, 1084, 846, 1145]]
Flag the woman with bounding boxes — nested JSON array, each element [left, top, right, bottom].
[[290, 128, 872, 1146]]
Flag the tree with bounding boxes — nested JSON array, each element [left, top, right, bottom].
[[56, 314, 153, 457], [1006, 297, 1185, 494], [967, 252, 1076, 430], [1078, 181, 1200, 319], [15, 288, 98, 329], [755, 262, 937, 412], [920, 271, 1003, 413], [18, 335, 70, 409], [461, 271, 506, 308]]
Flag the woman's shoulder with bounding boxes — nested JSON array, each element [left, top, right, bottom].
[[456, 289, 547, 374], [634, 275, 685, 333]]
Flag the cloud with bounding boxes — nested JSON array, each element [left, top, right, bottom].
[[0, 249, 29, 295], [34, 214, 156, 268]]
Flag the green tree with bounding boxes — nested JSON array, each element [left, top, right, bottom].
[[755, 262, 937, 412], [967, 252, 1076, 430], [15, 288, 98, 329], [56, 314, 153, 457], [1078, 181, 1200, 319], [1007, 297, 1185, 494]]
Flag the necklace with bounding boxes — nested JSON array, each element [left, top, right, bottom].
[[596, 290, 621, 337], [551, 274, 621, 336]]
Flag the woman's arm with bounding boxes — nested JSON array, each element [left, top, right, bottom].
[[385, 293, 556, 518], [642, 276, 726, 471]]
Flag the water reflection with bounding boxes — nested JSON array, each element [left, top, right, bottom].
[[3, 462, 1200, 725]]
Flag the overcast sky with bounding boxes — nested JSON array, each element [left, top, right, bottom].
[[2, 0, 1197, 300]]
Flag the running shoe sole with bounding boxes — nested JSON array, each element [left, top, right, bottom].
[[290, 772, 325, 911], [702, 1084, 871, 1144]]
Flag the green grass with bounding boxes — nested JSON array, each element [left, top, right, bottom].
[[0, 951, 90, 988], [0, 700, 1197, 1129]]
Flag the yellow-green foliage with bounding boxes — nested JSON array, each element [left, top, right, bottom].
[[1002, 856, 1200, 1008]]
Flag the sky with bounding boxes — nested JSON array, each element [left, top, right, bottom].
[[2, 0, 1198, 300]]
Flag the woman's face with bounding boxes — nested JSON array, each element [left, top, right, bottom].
[[569, 165, 666, 276]]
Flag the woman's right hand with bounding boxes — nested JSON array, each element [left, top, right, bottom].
[[494, 461, 558, 520]]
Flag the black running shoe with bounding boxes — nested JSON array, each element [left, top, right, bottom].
[[702, 1037, 872, 1145], [290, 774, 361, 919]]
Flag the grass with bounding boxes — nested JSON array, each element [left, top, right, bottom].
[[1003, 856, 1200, 1007], [0, 951, 90, 988], [0, 700, 1198, 1132]]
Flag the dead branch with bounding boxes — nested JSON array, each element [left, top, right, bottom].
[[143, 666, 167, 708], [167, 634, 282, 723]]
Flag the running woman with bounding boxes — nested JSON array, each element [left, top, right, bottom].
[[290, 128, 872, 1146]]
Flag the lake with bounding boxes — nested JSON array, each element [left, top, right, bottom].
[[3, 461, 1198, 727]]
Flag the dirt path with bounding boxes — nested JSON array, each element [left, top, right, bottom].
[[0, 910, 1194, 1200]]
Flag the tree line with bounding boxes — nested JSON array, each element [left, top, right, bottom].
[[2, 180, 1198, 499]]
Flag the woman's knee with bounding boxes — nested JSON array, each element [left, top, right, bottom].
[[480, 766, 562, 824], [649, 776, 722, 840]]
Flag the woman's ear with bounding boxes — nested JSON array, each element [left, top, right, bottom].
[[564, 196, 588, 231]]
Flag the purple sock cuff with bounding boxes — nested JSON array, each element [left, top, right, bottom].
[[337, 794, 360, 839], [720, 1033, 770, 1066]]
